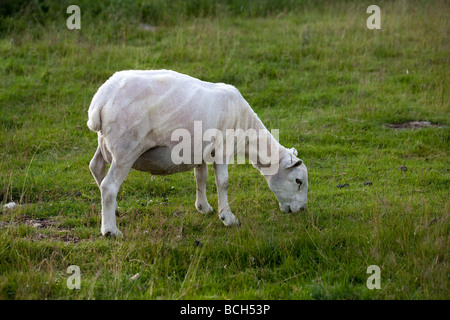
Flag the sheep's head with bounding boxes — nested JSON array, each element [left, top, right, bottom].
[[264, 148, 308, 213]]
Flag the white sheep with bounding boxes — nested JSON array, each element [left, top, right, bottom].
[[87, 70, 307, 236]]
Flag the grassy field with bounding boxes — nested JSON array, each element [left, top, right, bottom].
[[0, 0, 448, 300]]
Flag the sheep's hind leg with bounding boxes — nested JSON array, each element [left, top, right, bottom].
[[89, 146, 107, 187], [99, 161, 134, 237], [89, 141, 119, 216]]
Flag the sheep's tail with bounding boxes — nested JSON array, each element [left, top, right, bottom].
[[86, 91, 105, 132]]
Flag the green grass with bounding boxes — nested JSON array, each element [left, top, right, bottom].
[[0, 0, 449, 299]]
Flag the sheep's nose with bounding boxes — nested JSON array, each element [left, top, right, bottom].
[[299, 206, 306, 211]]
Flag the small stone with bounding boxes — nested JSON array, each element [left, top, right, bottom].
[[364, 181, 373, 186], [130, 273, 140, 281], [3, 202, 17, 209], [398, 165, 408, 171]]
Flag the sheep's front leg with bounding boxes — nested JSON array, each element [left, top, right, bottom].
[[213, 163, 239, 226], [194, 162, 214, 214]]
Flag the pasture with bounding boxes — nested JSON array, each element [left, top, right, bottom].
[[0, 0, 448, 299]]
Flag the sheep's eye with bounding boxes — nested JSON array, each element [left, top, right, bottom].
[[296, 178, 302, 185]]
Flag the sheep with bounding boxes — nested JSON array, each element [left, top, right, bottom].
[[87, 70, 307, 236]]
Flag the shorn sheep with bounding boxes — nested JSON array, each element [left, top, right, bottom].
[[87, 70, 307, 236]]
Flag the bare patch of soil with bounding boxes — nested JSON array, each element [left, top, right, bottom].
[[1, 215, 81, 243], [388, 121, 443, 129]]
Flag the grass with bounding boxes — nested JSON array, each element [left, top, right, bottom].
[[0, 0, 449, 299]]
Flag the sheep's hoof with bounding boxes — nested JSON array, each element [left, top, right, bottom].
[[195, 202, 214, 214], [219, 211, 239, 227], [103, 229, 123, 238]]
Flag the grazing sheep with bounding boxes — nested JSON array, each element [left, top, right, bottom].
[[87, 70, 307, 236]]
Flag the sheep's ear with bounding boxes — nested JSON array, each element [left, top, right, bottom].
[[290, 148, 298, 156], [287, 159, 303, 169], [286, 158, 302, 169]]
